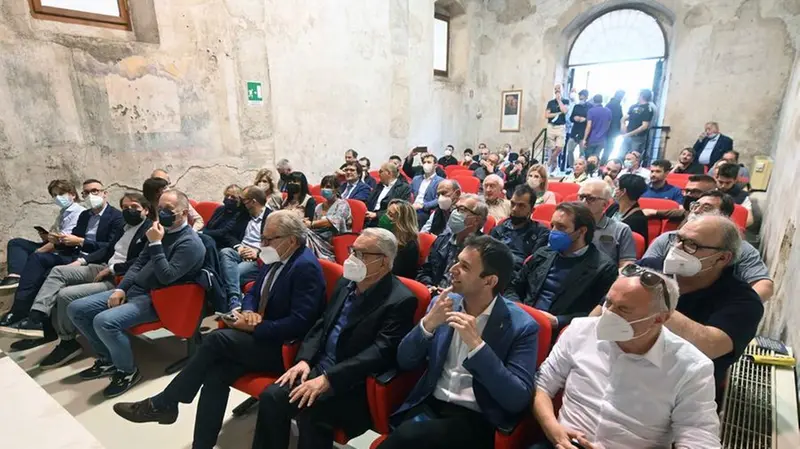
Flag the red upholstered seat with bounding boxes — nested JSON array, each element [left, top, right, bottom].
[[331, 233, 359, 265], [445, 165, 471, 177], [632, 232, 646, 259], [532, 203, 556, 222], [666, 173, 690, 189], [309, 184, 321, 195], [417, 233, 437, 267], [547, 182, 580, 197], [638, 198, 680, 242], [483, 215, 497, 234], [451, 175, 480, 194], [194, 201, 222, 224], [346, 199, 367, 233]]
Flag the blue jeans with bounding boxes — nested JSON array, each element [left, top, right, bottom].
[[6, 238, 43, 275], [219, 247, 259, 305], [67, 288, 158, 373]]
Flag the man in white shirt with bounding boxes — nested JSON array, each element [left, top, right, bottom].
[[365, 162, 412, 227], [380, 235, 539, 449], [532, 265, 720, 449], [620, 151, 650, 181], [411, 153, 444, 226]]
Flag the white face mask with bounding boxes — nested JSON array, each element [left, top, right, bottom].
[[343, 255, 368, 282], [663, 245, 711, 277], [422, 163, 435, 175], [259, 246, 281, 265], [437, 195, 453, 211], [596, 306, 657, 342], [87, 193, 104, 209], [444, 149, 453, 156]]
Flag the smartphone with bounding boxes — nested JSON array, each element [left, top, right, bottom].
[[570, 438, 586, 449], [215, 312, 237, 324], [412, 146, 428, 154], [34, 226, 49, 234]]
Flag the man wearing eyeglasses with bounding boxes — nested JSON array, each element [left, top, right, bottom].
[[643, 191, 773, 301], [339, 161, 372, 203], [0, 179, 124, 342], [532, 266, 721, 449], [578, 179, 636, 268], [643, 174, 717, 224]]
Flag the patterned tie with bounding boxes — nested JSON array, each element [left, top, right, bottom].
[[344, 183, 353, 199], [257, 262, 283, 315]]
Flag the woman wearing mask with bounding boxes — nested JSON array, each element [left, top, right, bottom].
[[563, 158, 589, 184], [253, 169, 283, 210], [306, 176, 352, 260], [142, 176, 205, 230], [281, 172, 316, 221], [526, 164, 557, 205], [380, 199, 420, 278], [202, 184, 250, 250], [505, 155, 529, 199]]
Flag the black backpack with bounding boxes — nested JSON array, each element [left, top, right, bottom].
[[195, 233, 228, 313]]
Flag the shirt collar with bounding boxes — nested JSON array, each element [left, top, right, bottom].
[[565, 245, 590, 258], [167, 221, 189, 234], [625, 328, 666, 368], [66, 202, 84, 213], [253, 208, 267, 222], [597, 215, 610, 229], [384, 178, 398, 189], [93, 203, 109, 216]]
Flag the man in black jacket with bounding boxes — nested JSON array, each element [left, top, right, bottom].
[[420, 179, 462, 235], [438, 144, 459, 167], [366, 162, 413, 227], [693, 121, 734, 169], [253, 228, 417, 449], [505, 202, 617, 333], [565, 89, 590, 169], [490, 184, 550, 271]]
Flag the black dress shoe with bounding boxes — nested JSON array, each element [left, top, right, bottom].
[[79, 359, 116, 380], [113, 399, 178, 424], [39, 340, 83, 369], [0, 312, 25, 331], [10, 318, 44, 339], [9, 334, 56, 351], [0, 277, 19, 290], [103, 368, 143, 398]]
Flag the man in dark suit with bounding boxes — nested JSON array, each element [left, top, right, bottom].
[[339, 161, 372, 203], [379, 235, 539, 449], [693, 121, 733, 169], [113, 210, 326, 448], [366, 162, 413, 227], [490, 184, 550, 271], [0, 179, 124, 335], [240, 228, 417, 449], [505, 202, 617, 333]]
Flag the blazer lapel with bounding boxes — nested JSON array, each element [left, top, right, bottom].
[[531, 251, 556, 297], [342, 274, 392, 332], [480, 298, 512, 361]]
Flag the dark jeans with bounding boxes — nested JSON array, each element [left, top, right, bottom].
[[254, 368, 371, 449], [12, 251, 74, 317], [158, 328, 283, 449], [377, 398, 495, 449], [527, 442, 555, 449], [5, 238, 43, 276]]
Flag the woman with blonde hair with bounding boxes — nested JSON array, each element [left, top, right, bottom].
[[379, 199, 420, 278], [526, 164, 557, 205], [253, 168, 283, 210]]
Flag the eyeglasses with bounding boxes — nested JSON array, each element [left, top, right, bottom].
[[620, 264, 670, 310], [683, 188, 706, 197], [82, 188, 102, 197], [688, 202, 717, 213], [454, 205, 477, 215], [578, 193, 603, 203], [667, 233, 724, 255], [261, 235, 287, 246], [348, 246, 384, 260]]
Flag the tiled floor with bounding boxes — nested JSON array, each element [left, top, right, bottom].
[[0, 318, 380, 449]]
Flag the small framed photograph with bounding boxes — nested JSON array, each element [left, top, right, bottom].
[[500, 90, 522, 132]]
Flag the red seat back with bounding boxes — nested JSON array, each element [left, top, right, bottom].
[[195, 201, 222, 224], [639, 198, 680, 241], [666, 173, 690, 189], [482, 215, 497, 234], [331, 233, 358, 264], [319, 259, 344, 302], [418, 233, 437, 267], [731, 205, 747, 230], [452, 176, 480, 194], [632, 232, 645, 259], [397, 277, 432, 324], [532, 203, 557, 223], [563, 193, 579, 203], [189, 199, 198, 208], [369, 170, 381, 183], [149, 284, 206, 338], [309, 184, 321, 196], [445, 165, 471, 177], [346, 199, 367, 233], [552, 191, 564, 204], [312, 195, 325, 206], [515, 303, 553, 368], [548, 182, 580, 197]]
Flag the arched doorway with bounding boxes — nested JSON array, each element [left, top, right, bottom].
[[567, 8, 667, 159]]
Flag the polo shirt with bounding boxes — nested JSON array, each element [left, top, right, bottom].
[[546, 98, 570, 126], [592, 216, 636, 264], [642, 182, 684, 204], [586, 105, 612, 145], [625, 103, 654, 133]]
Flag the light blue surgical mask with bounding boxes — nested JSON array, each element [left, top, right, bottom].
[[321, 188, 335, 201], [54, 194, 72, 209], [447, 210, 467, 234], [623, 159, 634, 169]]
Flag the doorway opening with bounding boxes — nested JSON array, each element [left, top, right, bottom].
[[566, 8, 667, 161]]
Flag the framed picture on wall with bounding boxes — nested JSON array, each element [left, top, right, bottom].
[[500, 90, 522, 132]]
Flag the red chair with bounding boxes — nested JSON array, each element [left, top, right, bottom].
[[638, 198, 679, 242], [189, 199, 198, 208], [547, 182, 580, 198], [563, 193, 579, 203], [731, 205, 748, 230], [666, 173, 690, 189], [445, 165, 471, 178], [552, 191, 564, 204], [346, 199, 367, 233], [331, 233, 359, 264], [128, 284, 206, 374], [194, 201, 221, 224], [632, 232, 645, 259], [312, 195, 325, 206], [418, 233, 437, 267], [532, 203, 556, 223], [533, 218, 551, 228], [452, 175, 480, 194], [370, 170, 381, 183], [483, 215, 497, 234], [280, 192, 287, 201], [309, 184, 321, 196]]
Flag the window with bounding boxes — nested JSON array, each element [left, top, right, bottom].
[[29, 0, 131, 30], [434, 14, 450, 77]]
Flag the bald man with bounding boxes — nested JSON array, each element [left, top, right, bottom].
[[483, 174, 510, 222]]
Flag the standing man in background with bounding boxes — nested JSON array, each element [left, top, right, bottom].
[[582, 94, 612, 162], [544, 84, 570, 174], [604, 90, 625, 164], [621, 89, 654, 156], [566, 90, 590, 171]]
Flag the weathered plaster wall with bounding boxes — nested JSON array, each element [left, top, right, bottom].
[[759, 53, 800, 348], [463, 0, 799, 167]]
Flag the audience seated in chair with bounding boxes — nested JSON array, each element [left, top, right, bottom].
[[339, 161, 372, 203], [693, 121, 733, 169], [4, 193, 153, 363], [0, 179, 85, 291], [67, 189, 206, 399], [643, 174, 717, 225], [671, 147, 705, 175], [402, 148, 446, 180], [459, 148, 478, 169], [561, 158, 589, 184], [420, 179, 462, 235], [473, 152, 503, 182], [533, 267, 720, 449], [620, 151, 650, 181], [579, 180, 636, 268], [504, 154, 530, 199], [526, 164, 557, 206], [378, 236, 539, 449], [417, 194, 488, 295], [602, 159, 623, 191], [380, 199, 420, 279], [275, 159, 292, 192], [642, 159, 684, 204], [438, 144, 459, 167], [410, 152, 444, 227], [358, 157, 378, 189], [0, 179, 124, 340], [114, 210, 326, 449], [714, 162, 754, 227], [365, 162, 413, 228], [282, 172, 317, 221], [645, 191, 774, 301], [489, 184, 550, 271], [505, 202, 617, 333], [483, 174, 511, 222], [254, 168, 285, 211], [200, 184, 249, 250], [307, 175, 352, 261], [150, 169, 205, 230], [708, 150, 750, 182], [604, 174, 649, 243]]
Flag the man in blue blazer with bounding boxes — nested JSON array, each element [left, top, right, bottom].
[[113, 210, 326, 448], [410, 153, 444, 228], [379, 235, 539, 449], [0, 179, 124, 331], [339, 161, 372, 203]]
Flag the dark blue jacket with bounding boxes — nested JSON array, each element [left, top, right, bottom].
[[339, 180, 372, 203], [242, 246, 326, 342], [411, 174, 443, 224], [83, 218, 152, 275], [416, 229, 481, 287], [391, 294, 539, 430], [202, 206, 249, 249], [59, 206, 124, 256], [489, 219, 550, 271]]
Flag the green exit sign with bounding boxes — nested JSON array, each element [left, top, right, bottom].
[[247, 81, 263, 104]]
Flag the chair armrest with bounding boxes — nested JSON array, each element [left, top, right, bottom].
[[367, 366, 426, 434], [493, 413, 540, 449], [281, 341, 301, 370], [150, 283, 206, 339]]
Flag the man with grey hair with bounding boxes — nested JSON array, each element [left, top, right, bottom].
[[114, 209, 327, 447], [421, 179, 462, 235], [276, 158, 292, 192], [579, 179, 636, 267], [534, 265, 721, 449], [483, 174, 511, 222], [418, 194, 488, 294], [473, 152, 503, 182], [365, 161, 412, 227]]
